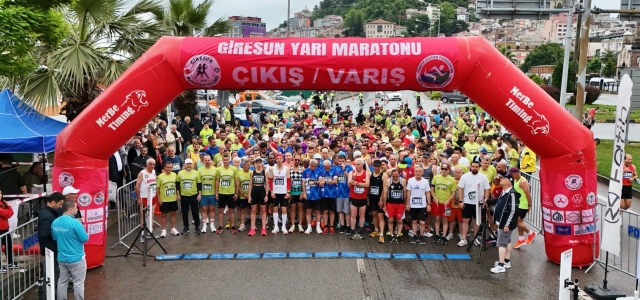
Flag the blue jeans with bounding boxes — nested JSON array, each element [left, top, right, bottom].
[[58, 258, 86, 300]]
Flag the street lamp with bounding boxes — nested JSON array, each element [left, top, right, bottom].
[[287, 0, 291, 37]]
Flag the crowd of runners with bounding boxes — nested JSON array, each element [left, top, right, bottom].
[[122, 92, 542, 272]]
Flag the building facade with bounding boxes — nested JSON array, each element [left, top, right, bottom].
[[227, 16, 267, 38], [365, 19, 397, 38]]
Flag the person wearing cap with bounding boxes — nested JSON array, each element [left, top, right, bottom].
[[268, 153, 290, 235], [430, 163, 457, 244], [215, 153, 238, 234], [197, 155, 217, 233], [456, 160, 491, 247], [485, 174, 519, 273], [177, 158, 202, 235], [367, 159, 387, 241], [134, 158, 158, 239], [248, 156, 269, 236], [156, 161, 179, 237], [403, 157, 415, 179], [478, 147, 489, 160], [62, 186, 84, 221], [508, 167, 537, 249]]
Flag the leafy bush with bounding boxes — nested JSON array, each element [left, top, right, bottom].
[[539, 84, 560, 102], [430, 91, 441, 99], [568, 86, 601, 105], [528, 74, 545, 85]]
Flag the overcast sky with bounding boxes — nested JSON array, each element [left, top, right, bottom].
[[125, 0, 623, 31]]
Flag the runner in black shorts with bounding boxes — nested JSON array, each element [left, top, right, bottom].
[[288, 154, 305, 233], [368, 160, 386, 238], [248, 158, 268, 236]]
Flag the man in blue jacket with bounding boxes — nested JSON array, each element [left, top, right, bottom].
[[485, 175, 519, 274], [38, 192, 65, 290], [52, 199, 89, 300]]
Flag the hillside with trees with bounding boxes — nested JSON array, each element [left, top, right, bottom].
[[306, 0, 471, 37]]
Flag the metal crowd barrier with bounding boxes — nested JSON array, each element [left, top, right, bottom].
[[0, 218, 43, 300], [111, 180, 140, 250], [587, 201, 640, 279], [523, 174, 543, 234]]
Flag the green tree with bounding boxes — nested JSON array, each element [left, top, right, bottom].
[[439, 2, 457, 20], [601, 50, 617, 78], [587, 57, 602, 74], [0, 0, 69, 79], [13, 0, 166, 121], [552, 60, 577, 93], [520, 43, 564, 73], [437, 19, 469, 36], [528, 74, 545, 85], [499, 46, 516, 64], [404, 14, 430, 36], [343, 9, 365, 37]]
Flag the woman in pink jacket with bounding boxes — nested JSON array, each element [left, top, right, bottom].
[[0, 191, 19, 273]]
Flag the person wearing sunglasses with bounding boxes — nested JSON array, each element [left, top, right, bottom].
[[430, 163, 457, 245]]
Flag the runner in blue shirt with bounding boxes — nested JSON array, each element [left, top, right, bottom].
[[335, 154, 353, 233], [320, 159, 338, 234], [301, 159, 323, 234]]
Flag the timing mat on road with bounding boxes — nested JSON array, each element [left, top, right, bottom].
[[155, 252, 471, 261]]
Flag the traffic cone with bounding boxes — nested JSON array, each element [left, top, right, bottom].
[[154, 201, 161, 215]]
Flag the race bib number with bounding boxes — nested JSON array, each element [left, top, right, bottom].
[[338, 175, 346, 183], [411, 197, 423, 205], [172, 164, 180, 171], [468, 191, 476, 201], [308, 179, 316, 187], [254, 175, 264, 184], [220, 180, 231, 187], [203, 183, 213, 191], [292, 180, 301, 188], [241, 181, 250, 191], [149, 183, 156, 195], [370, 186, 380, 195], [445, 208, 451, 217], [181, 181, 192, 190], [165, 188, 175, 196], [354, 186, 365, 194], [275, 177, 285, 186], [391, 190, 402, 199]]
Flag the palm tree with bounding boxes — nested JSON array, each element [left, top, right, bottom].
[[9, 0, 166, 121], [154, 0, 231, 117], [499, 46, 517, 64]]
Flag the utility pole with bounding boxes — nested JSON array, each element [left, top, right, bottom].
[[573, 12, 582, 63], [287, 0, 291, 37], [559, 0, 575, 108], [575, 0, 592, 119]]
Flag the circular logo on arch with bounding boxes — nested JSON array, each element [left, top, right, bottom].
[[416, 55, 455, 89], [58, 172, 74, 188], [184, 54, 221, 87], [77, 193, 92, 207], [565, 175, 583, 190], [94, 191, 105, 206]]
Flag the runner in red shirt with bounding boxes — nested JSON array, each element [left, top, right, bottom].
[[622, 154, 637, 210]]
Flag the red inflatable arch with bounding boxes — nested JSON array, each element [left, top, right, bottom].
[[52, 36, 596, 268]]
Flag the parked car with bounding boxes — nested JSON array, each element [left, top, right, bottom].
[[283, 96, 302, 108], [388, 92, 402, 101], [441, 90, 472, 104], [233, 100, 284, 120], [196, 101, 219, 117]]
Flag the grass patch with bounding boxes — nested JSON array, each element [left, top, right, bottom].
[[567, 104, 640, 121], [596, 139, 640, 190]]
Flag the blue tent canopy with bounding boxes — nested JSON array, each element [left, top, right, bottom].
[[0, 89, 67, 153]]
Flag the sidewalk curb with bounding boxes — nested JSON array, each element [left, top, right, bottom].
[[596, 119, 640, 124]]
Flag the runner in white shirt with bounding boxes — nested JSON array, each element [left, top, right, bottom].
[[269, 153, 290, 234], [456, 160, 491, 247], [135, 158, 157, 240], [405, 166, 431, 245]]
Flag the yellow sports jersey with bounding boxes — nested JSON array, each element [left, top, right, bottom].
[[177, 169, 201, 196], [431, 174, 456, 204], [479, 165, 497, 183], [198, 166, 217, 196], [236, 169, 251, 199], [157, 172, 177, 203], [464, 142, 480, 159], [200, 128, 213, 141], [217, 166, 238, 195]]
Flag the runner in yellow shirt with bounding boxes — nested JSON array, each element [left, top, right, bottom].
[[198, 155, 217, 233], [157, 161, 179, 237]]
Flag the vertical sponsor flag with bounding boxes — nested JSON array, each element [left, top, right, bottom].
[[601, 74, 632, 256]]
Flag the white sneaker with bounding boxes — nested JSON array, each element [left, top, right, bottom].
[[490, 265, 506, 273], [203, 218, 209, 224], [446, 233, 454, 240], [10, 233, 20, 239], [298, 224, 304, 233], [210, 223, 216, 233], [272, 226, 280, 235], [408, 230, 414, 237], [238, 224, 246, 232], [423, 231, 434, 237], [494, 261, 511, 269], [305, 226, 312, 235], [160, 229, 167, 238], [201, 225, 207, 233], [282, 227, 288, 235], [316, 225, 322, 234], [457, 239, 468, 247], [171, 228, 180, 236], [289, 225, 296, 233]]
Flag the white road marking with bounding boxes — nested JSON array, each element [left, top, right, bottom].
[[357, 258, 365, 273]]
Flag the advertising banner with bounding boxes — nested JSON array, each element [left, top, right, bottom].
[[601, 74, 632, 256], [242, 26, 266, 38]]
